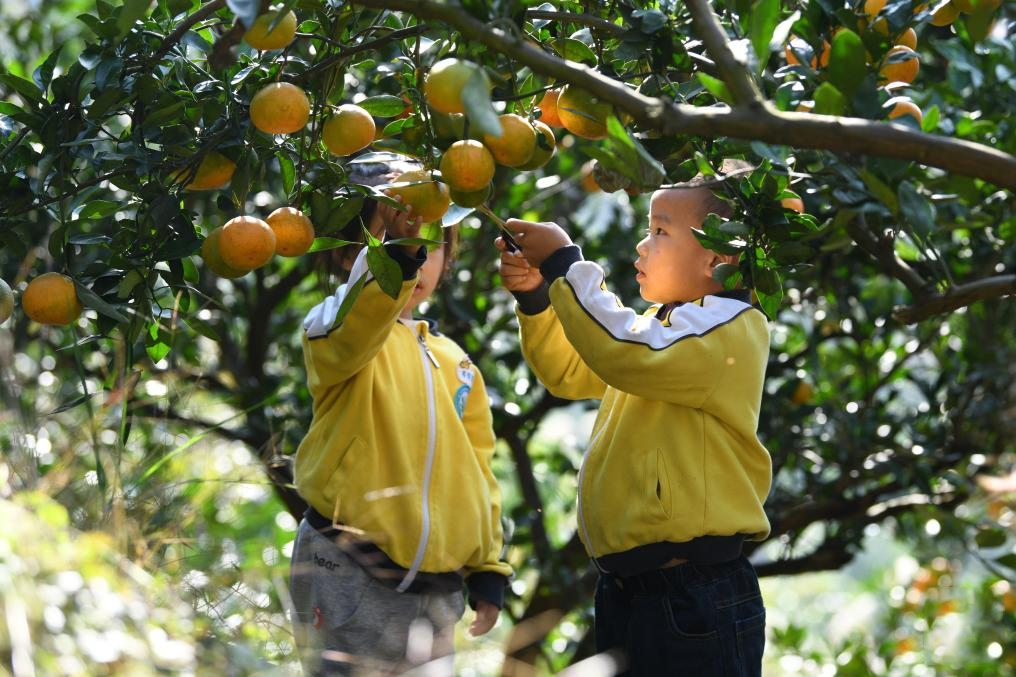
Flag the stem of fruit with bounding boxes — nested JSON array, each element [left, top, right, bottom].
[[474, 204, 520, 252]]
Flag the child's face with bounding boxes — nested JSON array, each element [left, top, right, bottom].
[[635, 189, 727, 304], [406, 243, 446, 313]]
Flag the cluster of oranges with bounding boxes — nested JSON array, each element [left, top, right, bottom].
[[786, 0, 1001, 126]]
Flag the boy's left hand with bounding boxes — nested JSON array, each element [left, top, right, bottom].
[[506, 219, 573, 268], [469, 600, 499, 636]]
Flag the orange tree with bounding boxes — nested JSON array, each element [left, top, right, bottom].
[[1, 0, 1014, 672]]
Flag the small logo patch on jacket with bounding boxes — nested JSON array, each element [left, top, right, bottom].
[[454, 358, 475, 418]]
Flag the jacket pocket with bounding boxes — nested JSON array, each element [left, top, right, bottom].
[[648, 448, 673, 520], [325, 436, 368, 501]]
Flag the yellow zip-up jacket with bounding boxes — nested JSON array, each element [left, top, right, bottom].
[[515, 246, 772, 575], [295, 245, 511, 604]]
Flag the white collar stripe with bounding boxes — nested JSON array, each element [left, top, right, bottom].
[[563, 261, 753, 350], [303, 247, 373, 338]]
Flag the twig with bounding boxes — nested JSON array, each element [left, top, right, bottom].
[[893, 274, 1016, 324], [0, 127, 32, 164], [524, 10, 627, 38], [296, 25, 430, 81], [150, 0, 227, 63]]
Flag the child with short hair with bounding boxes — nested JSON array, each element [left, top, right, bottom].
[[497, 165, 771, 675], [290, 159, 511, 676]]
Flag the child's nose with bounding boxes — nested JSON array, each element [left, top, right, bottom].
[[635, 235, 649, 256]]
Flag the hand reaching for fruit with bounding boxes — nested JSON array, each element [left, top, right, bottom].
[[379, 192, 425, 253]]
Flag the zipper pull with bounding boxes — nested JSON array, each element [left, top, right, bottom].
[[417, 332, 440, 368]]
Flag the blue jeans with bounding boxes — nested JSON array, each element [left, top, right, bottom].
[[594, 556, 766, 676]]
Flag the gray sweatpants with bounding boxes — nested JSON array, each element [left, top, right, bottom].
[[289, 520, 466, 676]]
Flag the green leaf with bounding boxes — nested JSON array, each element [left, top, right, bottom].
[[897, 181, 935, 239], [827, 28, 867, 98], [358, 95, 409, 117], [181, 314, 222, 342], [696, 73, 733, 105], [748, 0, 780, 69], [77, 13, 119, 39], [0, 74, 45, 107], [712, 262, 742, 288], [859, 169, 899, 215], [226, 0, 260, 29], [813, 82, 847, 116], [73, 281, 129, 323], [330, 272, 367, 331], [692, 229, 743, 255], [78, 200, 120, 219], [552, 38, 597, 65], [32, 47, 63, 95], [277, 152, 295, 196], [461, 68, 501, 139], [975, 528, 1007, 549], [266, 0, 298, 33], [755, 285, 782, 318], [604, 115, 665, 190], [68, 234, 113, 245], [719, 220, 751, 237], [306, 237, 358, 252], [995, 553, 1016, 572], [366, 243, 403, 299], [116, 0, 152, 38], [386, 236, 442, 248], [922, 104, 940, 133], [770, 242, 813, 264]]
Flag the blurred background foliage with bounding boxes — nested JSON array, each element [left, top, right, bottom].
[[1, 0, 1014, 675]]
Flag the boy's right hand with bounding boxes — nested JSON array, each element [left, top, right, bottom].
[[378, 193, 424, 252], [496, 237, 544, 292]]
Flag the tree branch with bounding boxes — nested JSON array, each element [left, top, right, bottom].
[[684, 0, 764, 107], [846, 214, 932, 299], [893, 274, 1016, 324], [0, 127, 32, 164], [348, 0, 1016, 191], [151, 0, 227, 64], [296, 25, 431, 82]]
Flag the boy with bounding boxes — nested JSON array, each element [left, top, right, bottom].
[[497, 171, 771, 675], [290, 161, 510, 676]]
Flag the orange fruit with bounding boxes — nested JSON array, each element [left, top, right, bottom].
[[0, 278, 13, 324], [887, 99, 923, 124], [880, 46, 920, 83], [795, 101, 815, 112], [250, 82, 310, 135], [517, 120, 556, 170], [322, 104, 375, 156], [22, 272, 82, 326], [791, 380, 814, 404], [170, 150, 236, 191], [266, 207, 315, 257], [218, 216, 276, 270], [782, 197, 806, 213], [243, 10, 298, 51], [201, 227, 248, 278], [449, 183, 492, 208], [482, 114, 538, 167], [896, 27, 918, 49], [390, 170, 451, 222], [952, 0, 975, 11], [931, 2, 960, 25], [557, 85, 613, 140], [440, 140, 495, 192], [785, 37, 830, 68], [863, 0, 890, 34], [1004, 590, 1016, 612], [580, 161, 600, 192], [424, 58, 490, 114], [536, 89, 564, 128]]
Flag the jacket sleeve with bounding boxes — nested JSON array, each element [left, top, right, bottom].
[[540, 246, 766, 408], [513, 282, 608, 401], [459, 366, 513, 609], [302, 245, 425, 391]]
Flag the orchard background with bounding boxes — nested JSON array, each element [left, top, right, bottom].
[[1, 0, 1015, 674]]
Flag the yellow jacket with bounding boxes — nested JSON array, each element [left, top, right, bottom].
[[515, 246, 772, 575], [295, 245, 511, 603]]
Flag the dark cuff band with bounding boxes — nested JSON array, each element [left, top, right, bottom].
[[466, 571, 508, 610], [384, 243, 427, 280], [512, 282, 551, 315], [539, 245, 583, 282]]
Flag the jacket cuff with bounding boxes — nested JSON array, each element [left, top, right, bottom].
[[466, 571, 508, 610], [384, 243, 427, 280], [539, 245, 583, 282], [512, 282, 551, 315]]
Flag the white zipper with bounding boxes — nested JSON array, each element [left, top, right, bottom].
[[577, 425, 607, 573], [397, 324, 439, 592]]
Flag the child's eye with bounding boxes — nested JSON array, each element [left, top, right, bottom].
[[654, 227, 665, 236]]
